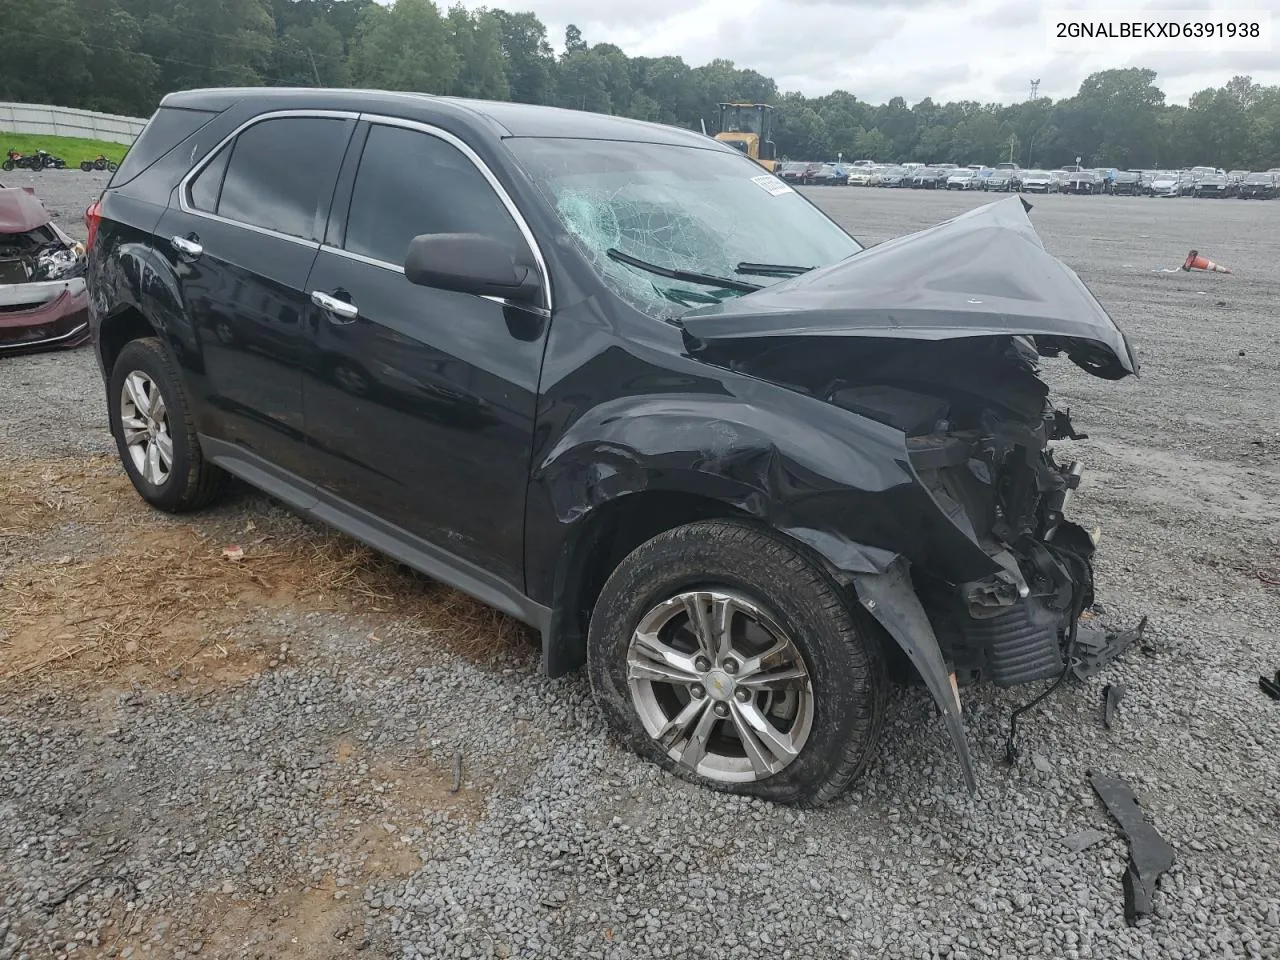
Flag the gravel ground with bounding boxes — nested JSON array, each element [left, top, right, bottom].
[[2, 172, 1279, 960]]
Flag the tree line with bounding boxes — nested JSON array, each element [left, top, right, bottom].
[[2, 0, 1278, 170]]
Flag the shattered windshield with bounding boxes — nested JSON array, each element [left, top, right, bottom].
[[505, 138, 863, 319]]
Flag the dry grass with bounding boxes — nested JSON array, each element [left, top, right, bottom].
[[0, 455, 533, 688]]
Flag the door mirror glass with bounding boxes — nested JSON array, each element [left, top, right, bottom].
[[404, 233, 542, 304]]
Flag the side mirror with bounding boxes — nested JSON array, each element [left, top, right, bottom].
[[404, 233, 542, 305]]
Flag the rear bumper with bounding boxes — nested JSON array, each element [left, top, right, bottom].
[[0, 281, 91, 354]]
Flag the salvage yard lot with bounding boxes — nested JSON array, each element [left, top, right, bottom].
[[2, 174, 1279, 959]]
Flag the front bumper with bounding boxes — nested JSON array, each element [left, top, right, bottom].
[[0, 278, 90, 354]]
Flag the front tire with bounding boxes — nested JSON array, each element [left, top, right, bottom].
[[108, 337, 228, 513], [588, 519, 888, 807]]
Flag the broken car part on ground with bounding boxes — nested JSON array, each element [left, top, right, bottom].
[[87, 89, 1139, 806], [0, 183, 89, 354], [1089, 772, 1176, 925]]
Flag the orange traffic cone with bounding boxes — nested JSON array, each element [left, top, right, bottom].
[[1183, 249, 1232, 274]]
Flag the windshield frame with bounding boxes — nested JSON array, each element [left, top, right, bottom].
[[503, 136, 865, 322]]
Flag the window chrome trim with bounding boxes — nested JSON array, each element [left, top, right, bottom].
[[318, 243, 551, 319], [355, 113, 553, 313], [319, 244, 402, 274], [177, 109, 361, 250]]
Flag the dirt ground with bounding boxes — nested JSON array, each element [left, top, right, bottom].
[[2, 178, 1278, 960]]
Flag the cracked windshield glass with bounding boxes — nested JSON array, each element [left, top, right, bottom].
[[506, 138, 864, 318]]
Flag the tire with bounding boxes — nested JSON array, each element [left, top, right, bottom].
[[81, 161, 94, 172], [587, 519, 888, 807], [108, 161, 118, 172], [2, 159, 12, 171], [108, 337, 228, 513]]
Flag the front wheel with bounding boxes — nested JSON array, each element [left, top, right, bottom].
[[588, 520, 888, 807], [108, 337, 228, 513]]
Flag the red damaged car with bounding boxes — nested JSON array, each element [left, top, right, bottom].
[[0, 183, 90, 354]]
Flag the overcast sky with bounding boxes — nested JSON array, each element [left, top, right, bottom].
[[456, 0, 1280, 105]]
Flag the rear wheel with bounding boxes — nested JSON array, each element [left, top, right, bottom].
[[80, 161, 94, 172], [108, 337, 228, 513], [1, 160, 11, 171], [588, 520, 888, 807]]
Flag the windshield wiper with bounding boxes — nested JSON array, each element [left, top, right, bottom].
[[606, 248, 761, 294], [735, 261, 815, 278]]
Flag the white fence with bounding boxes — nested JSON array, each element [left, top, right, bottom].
[[0, 102, 147, 145]]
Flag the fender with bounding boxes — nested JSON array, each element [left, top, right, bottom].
[[852, 557, 977, 793], [528, 387, 1003, 606]]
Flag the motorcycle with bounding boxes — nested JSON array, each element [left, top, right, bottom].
[[80, 153, 119, 172], [35, 149, 67, 169]]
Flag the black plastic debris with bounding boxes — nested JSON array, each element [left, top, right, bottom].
[[1260, 670, 1280, 701], [1073, 616, 1149, 680], [1088, 772, 1175, 925], [1103, 682, 1126, 728]]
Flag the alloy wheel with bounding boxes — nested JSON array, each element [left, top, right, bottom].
[[626, 589, 814, 783], [120, 371, 173, 486]]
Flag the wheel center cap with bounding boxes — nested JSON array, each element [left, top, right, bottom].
[[704, 669, 735, 702]]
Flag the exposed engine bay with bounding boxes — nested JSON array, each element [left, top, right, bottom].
[[0, 221, 86, 287], [831, 336, 1098, 689], [0, 184, 90, 352], [707, 333, 1101, 690]]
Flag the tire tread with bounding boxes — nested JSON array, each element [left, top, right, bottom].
[[588, 518, 888, 807]]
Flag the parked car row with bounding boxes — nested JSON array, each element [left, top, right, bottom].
[[776, 160, 848, 186], [1140, 168, 1279, 198], [818, 161, 1280, 199]]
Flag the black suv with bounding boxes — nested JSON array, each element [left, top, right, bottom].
[[86, 88, 1139, 806]]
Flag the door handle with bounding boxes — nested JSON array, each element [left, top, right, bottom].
[[311, 290, 359, 322], [170, 235, 202, 257]]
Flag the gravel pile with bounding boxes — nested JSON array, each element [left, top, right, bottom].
[[2, 179, 1278, 959]]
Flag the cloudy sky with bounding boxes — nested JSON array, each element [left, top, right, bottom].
[[456, 0, 1280, 105]]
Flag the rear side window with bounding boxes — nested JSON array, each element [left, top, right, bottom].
[[343, 123, 525, 266], [188, 144, 230, 212], [111, 106, 217, 188], [215, 117, 352, 241]]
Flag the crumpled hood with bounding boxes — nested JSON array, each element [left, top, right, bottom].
[[681, 195, 1139, 380], [0, 186, 53, 233]]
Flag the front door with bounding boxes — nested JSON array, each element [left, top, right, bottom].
[[301, 119, 550, 589], [155, 112, 355, 474]]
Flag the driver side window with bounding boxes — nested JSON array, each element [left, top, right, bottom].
[[344, 124, 527, 268]]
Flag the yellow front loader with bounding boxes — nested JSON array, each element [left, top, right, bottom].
[[714, 103, 778, 173]]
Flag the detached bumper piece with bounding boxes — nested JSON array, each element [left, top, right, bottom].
[[1089, 772, 1175, 925], [1072, 615, 1149, 680]]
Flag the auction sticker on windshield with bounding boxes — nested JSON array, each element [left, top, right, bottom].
[[752, 174, 795, 196]]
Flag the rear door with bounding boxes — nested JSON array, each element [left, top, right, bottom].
[[299, 118, 550, 589], [154, 111, 356, 475]]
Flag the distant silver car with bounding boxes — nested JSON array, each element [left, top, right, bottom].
[[1018, 170, 1054, 193], [1147, 173, 1180, 197]]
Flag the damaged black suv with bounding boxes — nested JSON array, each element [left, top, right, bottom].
[[86, 89, 1138, 806]]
